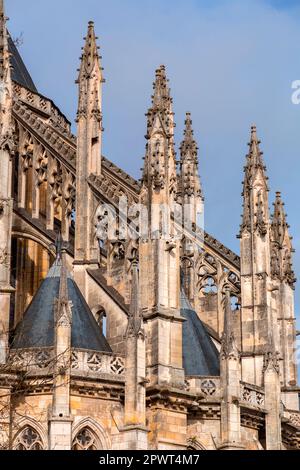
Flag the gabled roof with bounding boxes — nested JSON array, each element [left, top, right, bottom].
[[12, 259, 112, 353], [181, 289, 220, 376], [8, 34, 37, 92]]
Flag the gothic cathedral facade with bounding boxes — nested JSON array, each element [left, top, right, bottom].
[[0, 1, 299, 450]]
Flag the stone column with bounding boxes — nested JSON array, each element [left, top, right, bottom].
[[0, 147, 14, 364], [264, 351, 282, 450], [122, 258, 148, 450], [219, 288, 244, 450], [49, 249, 73, 450]]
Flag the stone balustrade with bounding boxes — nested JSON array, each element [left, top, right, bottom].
[[240, 382, 265, 409], [71, 349, 125, 378], [185, 376, 221, 398], [8, 348, 125, 379]]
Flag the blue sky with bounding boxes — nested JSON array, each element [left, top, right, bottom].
[[6, 0, 300, 326]]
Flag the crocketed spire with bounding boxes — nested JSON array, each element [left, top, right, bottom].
[[78, 21, 102, 79], [271, 191, 288, 247], [146, 65, 174, 138], [180, 112, 198, 162], [179, 112, 203, 201], [240, 125, 269, 236]]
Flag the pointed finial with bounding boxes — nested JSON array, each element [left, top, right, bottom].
[[271, 191, 287, 247], [180, 112, 198, 161], [78, 21, 102, 79], [248, 123, 264, 165], [250, 124, 258, 141], [0, 0, 8, 83], [152, 64, 171, 110], [184, 112, 193, 137]]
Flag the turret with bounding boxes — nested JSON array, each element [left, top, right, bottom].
[[139, 66, 184, 388], [239, 125, 274, 385], [179, 112, 204, 231], [179, 113, 204, 303], [270, 192, 298, 401]]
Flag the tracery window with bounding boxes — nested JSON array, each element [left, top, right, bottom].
[[14, 426, 43, 450], [95, 307, 107, 337], [202, 276, 217, 295], [72, 427, 98, 450], [230, 295, 240, 311]]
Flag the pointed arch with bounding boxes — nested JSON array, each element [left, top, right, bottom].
[[187, 437, 206, 450], [72, 418, 110, 450], [13, 417, 47, 450]]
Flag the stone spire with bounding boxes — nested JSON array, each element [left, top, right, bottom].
[[270, 192, 297, 389], [270, 191, 296, 286], [239, 125, 272, 385], [147, 65, 173, 134], [78, 21, 101, 80], [240, 125, 269, 236], [246, 125, 266, 170], [74, 21, 104, 268], [180, 113, 197, 160], [76, 20, 104, 174], [139, 66, 184, 397], [271, 192, 287, 247], [180, 112, 204, 201], [142, 65, 176, 195], [179, 113, 204, 301]]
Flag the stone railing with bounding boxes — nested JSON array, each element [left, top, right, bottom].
[[71, 349, 125, 378], [284, 410, 300, 428], [8, 348, 125, 380], [240, 382, 265, 409], [13, 82, 72, 138], [8, 347, 55, 371], [13, 82, 51, 115], [185, 376, 221, 398]]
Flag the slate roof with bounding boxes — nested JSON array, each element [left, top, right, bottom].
[[181, 289, 220, 376], [8, 34, 37, 92], [12, 260, 112, 353]]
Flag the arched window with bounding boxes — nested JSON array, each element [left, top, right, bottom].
[[187, 437, 206, 450], [72, 427, 99, 450], [94, 307, 107, 337], [202, 276, 217, 295], [14, 426, 43, 450], [230, 295, 240, 311]]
